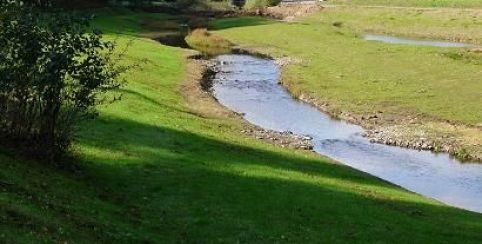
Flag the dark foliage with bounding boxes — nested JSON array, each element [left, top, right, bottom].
[[0, 0, 123, 161]]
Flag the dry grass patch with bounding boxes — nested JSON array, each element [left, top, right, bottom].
[[185, 28, 233, 54]]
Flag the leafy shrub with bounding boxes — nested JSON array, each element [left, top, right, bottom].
[[0, 1, 124, 160]]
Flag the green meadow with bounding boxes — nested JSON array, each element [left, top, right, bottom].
[[2, 8, 482, 243]]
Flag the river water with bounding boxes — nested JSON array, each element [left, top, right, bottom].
[[211, 54, 482, 213], [364, 34, 473, 48]]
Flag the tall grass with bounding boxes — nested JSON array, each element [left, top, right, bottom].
[[185, 28, 233, 55]]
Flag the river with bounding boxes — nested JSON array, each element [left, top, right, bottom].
[[211, 54, 482, 213]]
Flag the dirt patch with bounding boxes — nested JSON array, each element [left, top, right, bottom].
[[470, 48, 482, 53], [247, 3, 324, 20], [181, 55, 232, 119]]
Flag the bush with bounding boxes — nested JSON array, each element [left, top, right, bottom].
[[0, 1, 123, 161]]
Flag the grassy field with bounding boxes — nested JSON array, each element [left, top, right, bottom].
[[2, 9, 482, 243], [316, 6, 482, 44], [329, 0, 482, 8], [211, 7, 482, 160]]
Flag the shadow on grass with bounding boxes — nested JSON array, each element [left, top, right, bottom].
[[209, 16, 275, 30], [3, 113, 482, 242], [75, 115, 482, 242], [91, 9, 276, 36], [80, 116, 387, 189], [119, 88, 195, 115]]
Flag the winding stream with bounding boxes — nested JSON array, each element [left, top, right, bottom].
[[211, 54, 482, 213]]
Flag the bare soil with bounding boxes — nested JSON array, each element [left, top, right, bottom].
[[247, 3, 324, 20]]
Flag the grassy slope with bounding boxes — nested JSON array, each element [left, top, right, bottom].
[[2, 9, 482, 243], [329, 0, 482, 8]]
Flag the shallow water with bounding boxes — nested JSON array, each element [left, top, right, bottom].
[[212, 54, 482, 213], [364, 34, 473, 48]]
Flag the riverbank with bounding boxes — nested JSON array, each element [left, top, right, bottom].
[[210, 7, 482, 161], [3, 9, 482, 243], [184, 57, 315, 151]]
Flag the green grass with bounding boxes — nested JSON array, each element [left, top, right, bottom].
[[329, 0, 482, 8], [316, 7, 482, 44], [212, 14, 482, 124], [92, 9, 176, 35], [2, 9, 482, 243]]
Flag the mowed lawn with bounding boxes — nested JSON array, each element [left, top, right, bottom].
[[2, 10, 482, 243]]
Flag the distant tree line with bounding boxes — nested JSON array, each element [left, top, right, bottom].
[[0, 0, 124, 161], [15, 0, 225, 11], [108, 0, 201, 9]]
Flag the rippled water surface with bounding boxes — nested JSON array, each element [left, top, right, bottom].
[[212, 54, 482, 213], [364, 34, 473, 48]]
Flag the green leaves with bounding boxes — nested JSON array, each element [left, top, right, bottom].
[[0, 1, 124, 160]]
